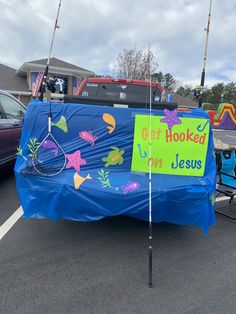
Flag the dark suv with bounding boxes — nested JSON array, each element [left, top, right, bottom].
[[0, 90, 26, 165]]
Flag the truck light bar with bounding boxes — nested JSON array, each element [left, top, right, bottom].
[[112, 79, 133, 83]]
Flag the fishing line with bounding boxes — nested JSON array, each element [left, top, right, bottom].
[[148, 43, 153, 288], [198, 0, 212, 108]]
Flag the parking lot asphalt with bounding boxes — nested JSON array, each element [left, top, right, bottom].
[[213, 129, 236, 149], [0, 166, 236, 314]]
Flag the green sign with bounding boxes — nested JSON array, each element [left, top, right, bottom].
[[131, 115, 210, 176]]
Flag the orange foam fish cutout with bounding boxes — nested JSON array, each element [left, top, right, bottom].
[[102, 113, 116, 134], [74, 173, 92, 190]]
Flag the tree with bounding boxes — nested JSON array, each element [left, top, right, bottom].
[[176, 85, 193, 98], [151, 71, 164, 84], [113, 47, 158, 80], [175, 86, 186, 97], [201, 88, 212, 103], [175, 81, 236, 105], [163, 73, 176, 91], [152, 72, 176, 90], [203, 83, 224, 104], [223, 82, 236, 103]]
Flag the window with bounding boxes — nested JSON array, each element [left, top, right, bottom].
[[79, 82, 162, 103], [80, 83, 99, 97], [0, 94, 25, 119], [95, 84, 161, 103]]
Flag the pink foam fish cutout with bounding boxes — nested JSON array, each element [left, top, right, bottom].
[[79, 131, 97, 146]]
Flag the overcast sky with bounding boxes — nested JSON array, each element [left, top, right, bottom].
[[0, 0, 235, 88]]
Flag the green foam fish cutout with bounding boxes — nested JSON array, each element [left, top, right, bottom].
[[51, 115, 68, 133]]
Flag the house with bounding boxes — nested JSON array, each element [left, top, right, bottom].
[[0, 57, 94, 105], [0, 63, 31, 105]]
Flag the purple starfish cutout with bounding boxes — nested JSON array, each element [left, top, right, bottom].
[[160, 109, 182, 130]]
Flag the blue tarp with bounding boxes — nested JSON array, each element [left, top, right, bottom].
[[15, 101, 216, 234]]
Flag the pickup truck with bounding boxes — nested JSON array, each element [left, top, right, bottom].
[[0, 90, 26, 165], [64, 77, 178, 110]]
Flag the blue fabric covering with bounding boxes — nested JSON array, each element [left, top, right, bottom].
[[15, 101, 216, 234]]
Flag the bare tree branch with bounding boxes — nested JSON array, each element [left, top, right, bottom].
[[113, 47, 158, 80]]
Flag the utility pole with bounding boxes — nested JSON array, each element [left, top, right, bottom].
[[198, 0, 212, 108]]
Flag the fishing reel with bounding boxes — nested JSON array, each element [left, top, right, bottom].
[[193, 85, 206, 99]]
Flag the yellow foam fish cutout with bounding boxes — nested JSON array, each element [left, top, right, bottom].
[[51, 115, 68, 133], [102, 113, 116, 134], [74, 173, 92, 190]]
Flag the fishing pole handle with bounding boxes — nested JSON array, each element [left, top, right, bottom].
[[39, 65, 49, 101], [148, 221, 153, 288], [148, 245, 153, 288], [48, 103, 52, 133], [48, 116, 52, 133]]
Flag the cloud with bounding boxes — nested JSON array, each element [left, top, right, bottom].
[[0, 0, 235, 87]]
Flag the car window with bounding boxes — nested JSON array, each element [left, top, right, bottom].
[[0, 102, 4, 119], [94, 84, 161, 103], [80, 83, 99, 97], [0, 94, 25, 119]]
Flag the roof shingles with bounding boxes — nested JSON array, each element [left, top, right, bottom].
[[26, 57, 92, 73], [0, 57, 94, 92]]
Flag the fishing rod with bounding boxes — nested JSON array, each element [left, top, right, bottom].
[[148, 44, 153, 288], [198, 0, 212, 108], [39, 0, 62, 101]]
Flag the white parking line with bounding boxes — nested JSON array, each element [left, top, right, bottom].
[[226, 135, 236, 139], [0, 206, 23, 240]]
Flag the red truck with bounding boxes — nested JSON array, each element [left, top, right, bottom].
[[64, 77, 178, 110]]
